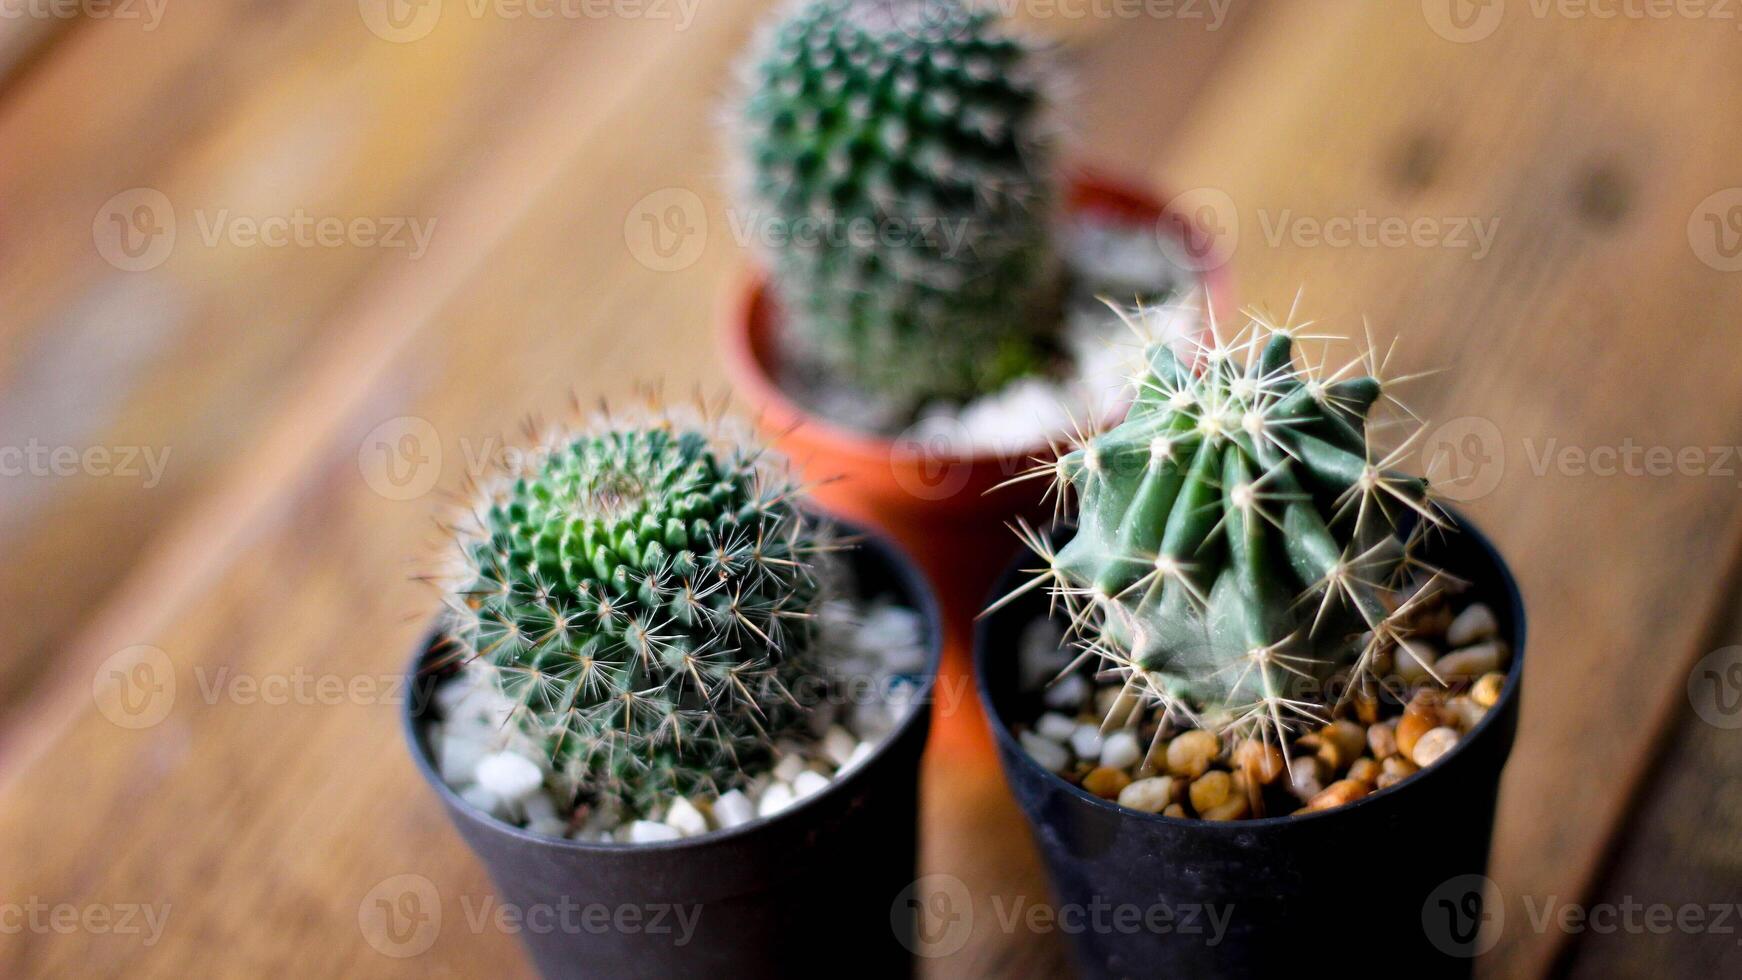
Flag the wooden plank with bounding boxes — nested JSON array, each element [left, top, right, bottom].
[[0, 0, 1250, 730], [0, 1, 776, 974], [1153, 2, 1742, 975], [1059, 0, 1268, 177], [1561, 598, 1742, 977], [0, 2, 600, 716], [0, 7, 1259, 977], [0, 8, 75, 89]]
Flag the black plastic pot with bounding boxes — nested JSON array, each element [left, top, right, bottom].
[[976, 514, 1526, 978], [404, 522, 941, 979]]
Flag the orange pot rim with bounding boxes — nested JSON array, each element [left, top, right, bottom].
[[717, 167, 1235, 466]]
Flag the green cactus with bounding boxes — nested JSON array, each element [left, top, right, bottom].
[[442, 415, 828, 813], [734, 0, 1062, 413], [1003, 316, 1446, 744]]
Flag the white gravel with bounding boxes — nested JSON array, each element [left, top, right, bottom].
[[427, 594, 929, 844], [1019, 730, 1071, 774], [713, 790, 756, 829], [1042, 673, 1091, 712], [907, 300, 1198, 457], [475, 752, 543, 802], [788, 212, 1199, 446], [1100, 730, 1143, 770]]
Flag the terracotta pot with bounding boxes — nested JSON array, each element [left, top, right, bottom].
[[718, 170, 1233, 752]]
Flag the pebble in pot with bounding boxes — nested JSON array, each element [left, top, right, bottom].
[[408, 401, 942, 979], [980, 307, 1529, 976]]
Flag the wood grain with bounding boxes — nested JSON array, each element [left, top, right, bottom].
[[0, 6, 75, 88], [2, 0, 1738, 977], [1155, 2, 1742, 975], [0, 5, 1262, 976], [1562, 594, 1742, 977], [0, 1, 630, 716], [0, 0, 784, 974]]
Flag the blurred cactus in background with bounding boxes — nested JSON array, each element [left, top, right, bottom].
[[733, 0, 1063, 413]]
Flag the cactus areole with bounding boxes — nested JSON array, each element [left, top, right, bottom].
[[443, 419, 829, 813], [1006, 319, 1451, 748], [734, 0, 1062, 412]]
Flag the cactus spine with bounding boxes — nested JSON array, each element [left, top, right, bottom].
[[442, 411, 828, 813], [734, 0, 1062, 413], [1005, 312, 1448, 746]]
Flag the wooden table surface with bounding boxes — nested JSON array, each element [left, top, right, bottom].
[[3, 1, 1740, 976]]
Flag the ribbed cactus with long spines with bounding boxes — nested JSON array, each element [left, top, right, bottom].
[[442, 413, 829, 814], [1004, 313, 1448, 746], [734, 0, 1063, 412]]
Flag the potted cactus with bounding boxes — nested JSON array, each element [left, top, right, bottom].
[[975, 311, 1526, 976], [402, 404, 941, 977], [719, 0, 1224, 728]]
